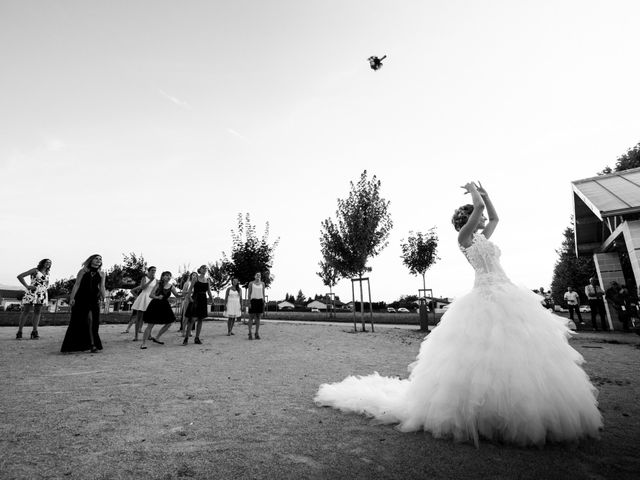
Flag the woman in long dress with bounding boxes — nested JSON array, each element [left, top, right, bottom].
[[315, 182, 603, 447], [16, 258, 52, 339], [61, 254, 106, 353]]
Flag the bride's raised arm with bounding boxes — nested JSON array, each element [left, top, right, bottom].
[[476, 181, 499, 239], [457, 182, 486, 248]]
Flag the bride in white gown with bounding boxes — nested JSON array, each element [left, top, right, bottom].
[[315, 181, 602, 447]]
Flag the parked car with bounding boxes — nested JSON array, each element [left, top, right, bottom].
[[579, 305, 591, 313], [397, 307, 410, 313], [311, 308, 320, 313], [386, 307, 396, 313]]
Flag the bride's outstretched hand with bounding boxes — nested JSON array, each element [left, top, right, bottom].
[[461, 182, 479, 194], [476, 181, 488, 198]]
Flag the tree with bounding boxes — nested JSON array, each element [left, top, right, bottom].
[[295, 289, 306, 306], [550, 224, 595, 307], [400, 228, 440, 292], [222, 213, 279, 288], [320, 170, 393, 331], [121, 253, 148, 287], [600, 142, 640, 174], [316, 260, 340, 294], [47, 277, 76, 300], [208, 260, 231, 308]]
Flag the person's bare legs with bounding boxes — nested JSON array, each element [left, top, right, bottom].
[[227, 317, 235, 335], [194, 318, 204, 343], [254, 314, 261, 339], [134, 310, 145, 341], [247, 315, 254, 339], [140, 324, 154, 349], [183, 317, 193, 344], [16, 304, 33, 338], [154, 323, 172, 343], [31, 304, 43, 338], [87, 311, 97, 352], [123, 310, 137, 333]]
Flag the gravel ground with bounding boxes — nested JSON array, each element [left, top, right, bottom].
[[1, 321, 639, 480]]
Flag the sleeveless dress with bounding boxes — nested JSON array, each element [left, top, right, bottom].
[[61, 270, 103, 352], [315, 232, 603, 447], [22, 270, 49, 305], [187, 280, 209, 319], [143, 286, 176, 324], [249, 283, 264, 314], [132, 278, 157, 312], [224, 289, 242, 318]]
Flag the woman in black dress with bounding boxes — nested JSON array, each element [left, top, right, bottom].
[[140, 271, 182, 349], [183, 265, 213, 345], [61, 254, 106, 353]]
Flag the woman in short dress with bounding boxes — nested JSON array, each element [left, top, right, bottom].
[[247, 272, 265, 340], [131, 266, 157, 341], [183, 265, 213, 345], [140, 271, 182, 349], [61, 254, 106, 353], [223, 277, 243, 336], [16, 259, 52, 339]]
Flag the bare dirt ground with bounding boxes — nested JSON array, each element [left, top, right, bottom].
[[1, 321, 639, 480]]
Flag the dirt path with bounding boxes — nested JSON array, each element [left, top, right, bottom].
[[1, 322, 639, 480]]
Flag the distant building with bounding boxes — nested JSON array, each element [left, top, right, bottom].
[[278, 301, 295, 310], [0, 286, 23, 309], [307, 300, 327, 310]]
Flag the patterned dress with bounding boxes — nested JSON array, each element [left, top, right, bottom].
[[22, 271, 49, 305]]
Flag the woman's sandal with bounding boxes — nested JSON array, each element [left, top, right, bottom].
[[140, 344, 147, 349], [30, 331, 39, 340], [16, 331, 22, 339], [182, 338, 188, 345], [150, 337, 164, 345]]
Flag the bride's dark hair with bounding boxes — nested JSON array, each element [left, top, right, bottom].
[[452, 204, 474, 231]]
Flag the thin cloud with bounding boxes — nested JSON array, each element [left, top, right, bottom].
[[226, 128, 249, 141], [156, 88, 192, 110]]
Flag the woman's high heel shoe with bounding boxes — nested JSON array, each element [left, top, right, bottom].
[[90, 345, 98, 353], [30, 330, 39, 339]]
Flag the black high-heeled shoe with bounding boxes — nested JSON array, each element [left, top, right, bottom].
[[90, 345, 98, 353], [16, 331, 22, 339], [30, 330, 39, 340]]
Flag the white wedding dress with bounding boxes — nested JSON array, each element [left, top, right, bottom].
[[315, 233, 602, 446]]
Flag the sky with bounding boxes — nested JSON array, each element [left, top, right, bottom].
[[2, 0, 640, 303]]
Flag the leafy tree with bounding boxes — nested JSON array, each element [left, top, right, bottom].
[[208, 260, 231, 312], [316, 260, 340, 294], [320, 170, 393, 278], [105, 264, 124, 291], [400, 228, 440, 292], [600, 142, 640, 174], [48, 277, 76, 300], [121, 252, 148, 286], [222, 213, 279, 288], [295, 290, 306, 306], [320, 170, 392, 330], [550, 224, 595, 306]]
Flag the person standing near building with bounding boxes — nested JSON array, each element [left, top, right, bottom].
[[585, 277, 608, 331], [16, 259, 52, 339], [606, 281, 630, 332], [563, 286, 584, 327]]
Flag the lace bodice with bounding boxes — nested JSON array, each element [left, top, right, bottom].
[[460, 233, 510, 287]]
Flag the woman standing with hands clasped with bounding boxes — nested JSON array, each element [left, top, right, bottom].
[[247, 272, 265, 340], [16, 258, 52, 339], [223, 277, 243, 335], [316, 182, 602, 447], [183, 265, 213, 345], [61, 254, 106, 353]]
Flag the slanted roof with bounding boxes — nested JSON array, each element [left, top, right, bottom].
[[572, 167, 640, 255]]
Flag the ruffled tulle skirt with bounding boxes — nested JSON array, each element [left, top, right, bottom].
[[315, 281, 603, 447]]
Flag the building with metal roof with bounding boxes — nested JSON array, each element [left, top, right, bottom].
[[572, 167, 640, 330]]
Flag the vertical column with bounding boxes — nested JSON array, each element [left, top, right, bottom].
[[593, 252, 625, 330], [622, 220, 640, 288]]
